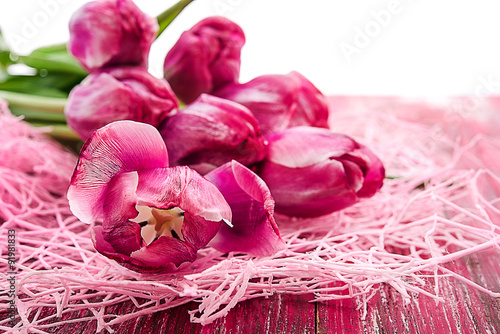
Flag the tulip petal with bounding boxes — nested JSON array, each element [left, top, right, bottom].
[[163, 32, 213, 104], [164, 16, 245, 104], [215, 73, 329, 135], [130, 236, 197, 269], [181, 212, 222, 250], [65, 73, 140, 139], [96, 221, 142, 256], [68, 0, 158, 71], [65, 67, 178, 140], [265, 126, 358, 168], [160, 94, 267, 173], [68, 121, 169, 224], [101, 171, 139, 229], [135, 166, 231, 223], [259, 159, 359, 217], [351, 147, 386, 197], [338, 158, 365, 193], [288, 71, 330, 129], [258, 127, 385, 217], [206, 161, 285, 256], [134, 166, 232, 251], [93, 226, 196, 272], [215, 76, 296, 135]]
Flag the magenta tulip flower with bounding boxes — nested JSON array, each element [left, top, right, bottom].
[[68, 121, 231, 272], [258, 127, 385, 218], [68, 0, 158, 72], [68, 121, 282, 272], [215, 71, 329, 135], [206, 161, 285, 256], [159, 94, 267, 174], [65, 66, 178, 140], [163, 16, 245, 104]]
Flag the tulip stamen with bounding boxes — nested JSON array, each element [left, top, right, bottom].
[[170, 229, 181, 240], [132, 206, 185, 245]]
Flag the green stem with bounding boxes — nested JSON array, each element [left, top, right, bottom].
[[0, 90, 66, 113], [156, 0, 195, 37], [9, 108, 67, 123], [29, 122, 80, 140]]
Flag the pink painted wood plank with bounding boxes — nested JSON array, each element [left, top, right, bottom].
[[25, 293, 316, 333], [317, 249, 500, 334], [4, 251, 499, 333]]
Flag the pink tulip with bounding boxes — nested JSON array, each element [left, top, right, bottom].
[[163, 16, 245, 104], [258, 127, 385, 218], [215, 71, 329, 135], [68, 0, 158, 72], [68, 121, 282, 272], [206, 161, 285, 256], [159, 94, 267, 174], [65, 66, 178, 140]]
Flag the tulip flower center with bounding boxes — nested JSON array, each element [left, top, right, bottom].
[[131, 206, 185, 245]]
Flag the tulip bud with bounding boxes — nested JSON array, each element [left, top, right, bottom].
[[215, 71, 329, 136], [163, 16, 245, 104], [68, 0, 158, 72], [65, 66, 178, 140], [159, 94, 267, 174], [258, 126, 385, 217]]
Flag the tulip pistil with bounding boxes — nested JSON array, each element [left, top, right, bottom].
[[132, 206, 185, 245]]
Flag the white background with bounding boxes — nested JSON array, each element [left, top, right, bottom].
[[1, 0, 500, 96]]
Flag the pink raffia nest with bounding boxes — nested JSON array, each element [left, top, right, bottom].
[[1, 96, 500, 333]]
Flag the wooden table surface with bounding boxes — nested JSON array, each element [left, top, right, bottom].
[[16, 248, 499, 333]]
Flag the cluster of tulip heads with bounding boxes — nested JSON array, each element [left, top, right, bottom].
[[65, 0, 385, 273]]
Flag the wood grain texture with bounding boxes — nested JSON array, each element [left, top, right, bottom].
[[317, 249, 500, 334], [25, 293, 315, 333], [4, 250, 499, 333]]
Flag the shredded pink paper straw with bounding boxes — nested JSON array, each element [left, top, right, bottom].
[[1, 97, 500, 333]]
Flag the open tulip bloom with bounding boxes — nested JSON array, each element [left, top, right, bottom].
[[68, 121, 284, 272]]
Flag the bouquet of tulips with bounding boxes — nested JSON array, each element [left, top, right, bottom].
[[0, 0, 385, 273]]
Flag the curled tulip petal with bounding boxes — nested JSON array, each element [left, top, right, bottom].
[[129, 236, 197, 269], [68, 0, 158, 72], [206, 161, 285, 256], [159, 94, 267, 174], [163, 16, 245, 104], [258, 127, 385, 217], [92, 226, 197, 271], [68, 121, 169, 224], [215, 71, 329, 135], [355, 147, 387, 198]]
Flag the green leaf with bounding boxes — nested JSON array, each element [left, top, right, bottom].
[[0, 28, 14, 73], [19, 44, 87, 76], [157, 0, 195, 37], [0, 72, 84, 97]]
